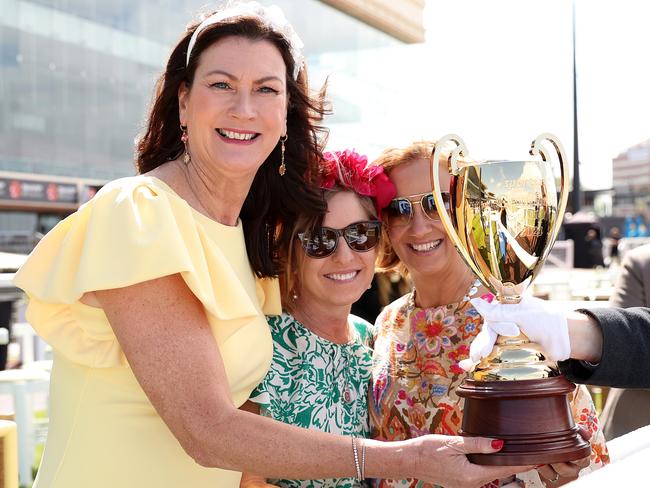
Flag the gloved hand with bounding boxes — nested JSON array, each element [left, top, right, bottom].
[[459, 294, 571, 372]]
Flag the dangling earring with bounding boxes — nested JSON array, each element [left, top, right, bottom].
[[291, 289, 298, 300], [278, 134, 288, 176], [180, 124, 190, 165]]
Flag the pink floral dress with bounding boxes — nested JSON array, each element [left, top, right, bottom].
[[369, 293, 609, 488]]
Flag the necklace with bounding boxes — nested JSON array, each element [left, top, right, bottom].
[[291, 312, 356, 404], [178, 160, 222, 223], [292, 307, 353, 344], [309, 324, 353, 344], [339, 348, 353, 404], [409, 277, 482, 311], [462, 278, 482, 303]]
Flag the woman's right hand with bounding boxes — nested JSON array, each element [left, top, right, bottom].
[[413, 435, 531, 488]]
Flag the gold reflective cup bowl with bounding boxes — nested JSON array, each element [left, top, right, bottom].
[[431, 134, 591, 465]]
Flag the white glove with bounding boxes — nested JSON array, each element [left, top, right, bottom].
[[459, 295, 571, 372]]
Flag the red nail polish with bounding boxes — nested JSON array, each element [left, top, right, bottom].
[[491, 439, 504, 450]]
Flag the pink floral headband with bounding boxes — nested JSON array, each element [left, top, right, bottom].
[[319, 149, 396, 219]]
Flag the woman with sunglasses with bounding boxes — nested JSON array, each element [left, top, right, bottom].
[[239, 149, 389, 487], [368, 142, 609, 488], [240, 150, 527, 488]]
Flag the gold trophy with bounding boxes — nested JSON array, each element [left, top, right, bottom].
[[431, 134, 590, 465]]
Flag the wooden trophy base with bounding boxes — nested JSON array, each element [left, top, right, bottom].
[[456, 376, 591, 465]]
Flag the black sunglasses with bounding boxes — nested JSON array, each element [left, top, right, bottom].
[[384, 192, 451, 225], [297, 220, 382, 258]]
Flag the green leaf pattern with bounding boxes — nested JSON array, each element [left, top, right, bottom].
[[250, 313, 373, 488]]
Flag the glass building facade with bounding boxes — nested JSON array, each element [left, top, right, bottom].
[[0, 0, 407, 251]]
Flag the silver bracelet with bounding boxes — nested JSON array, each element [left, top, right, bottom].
[[351, 436, 362, 481], [360, 438, 366, 480]]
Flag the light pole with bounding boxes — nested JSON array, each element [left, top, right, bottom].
[[572, 0, 582, 213]]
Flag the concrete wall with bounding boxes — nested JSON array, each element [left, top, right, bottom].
[[319, 0, 425, 43]]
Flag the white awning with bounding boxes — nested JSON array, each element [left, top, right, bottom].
[[0, 252, 28, 272]]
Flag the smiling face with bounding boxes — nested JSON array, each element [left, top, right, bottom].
[[295, 191, 378, 313], [387, 158, 466, 282], [178, 36, 288, 178]]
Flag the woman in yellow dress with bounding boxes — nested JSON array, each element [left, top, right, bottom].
[[14, 4, 530, 488]]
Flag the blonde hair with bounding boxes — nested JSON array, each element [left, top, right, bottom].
[[371, 140, 436, 277]]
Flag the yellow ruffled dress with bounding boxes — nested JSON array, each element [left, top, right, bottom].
[[13, 175, 281, 488]]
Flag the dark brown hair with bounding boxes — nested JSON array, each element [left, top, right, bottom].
[[371, 141, 436, 277], [136, 13, 328, 277]]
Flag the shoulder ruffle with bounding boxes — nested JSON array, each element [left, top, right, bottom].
[[14, 176, 280, 367]]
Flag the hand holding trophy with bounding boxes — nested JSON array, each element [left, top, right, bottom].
[[430, 134, 591, 465]]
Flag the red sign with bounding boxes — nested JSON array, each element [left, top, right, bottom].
[[0, 178, 78, 204]]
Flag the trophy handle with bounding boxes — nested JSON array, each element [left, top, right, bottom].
[[529, 133, 570, 261], [430, 134, 485, 283]]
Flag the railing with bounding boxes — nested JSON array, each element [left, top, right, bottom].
[[0, 234, 41, 256], [545, 240, 575, 269]]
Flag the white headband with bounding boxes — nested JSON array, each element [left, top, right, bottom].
[[186, 2, 305, 80]]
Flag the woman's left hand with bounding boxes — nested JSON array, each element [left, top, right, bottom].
[[535, 427, 592, 486], [535, 455, 591, 486]]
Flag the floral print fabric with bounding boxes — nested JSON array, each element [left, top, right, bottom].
[[250, 313, 374, 488], [369, 294, 609, 488]]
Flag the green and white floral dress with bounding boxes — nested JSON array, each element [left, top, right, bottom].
[[250, 312, 374, 488]]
